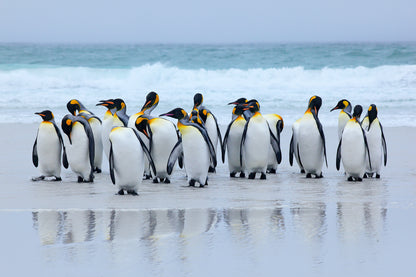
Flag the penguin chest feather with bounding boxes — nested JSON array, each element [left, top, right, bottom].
[[298, 113, 324, 174], [341, 121, 366, 177], [365, 120, 383, 173], [227, 118, 246, 171], [243, 115, 269, 172], [67, 122, 91, 179], [37, 122, 61, 176]]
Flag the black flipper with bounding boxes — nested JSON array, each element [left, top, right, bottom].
[[176, 129, 184, 169], [268, 125, 282, 164], [109, 142, 116, 185], [192, 122, 217, 168], [312, 111, 328, 167], [222, 118, 236, 163], [336, 138, 342, 171], [211, 113, 223, 159], [289, 134, 294, 166], [132, 129, 156, 176], [167, 138, 183, 175], [380, 123, 387, 166], [53, 122, 68, 169], [297, 143, 304, 169], [32, 132, 38, 167], [240, 117, 251, 167], [362, 127, 372, 171]]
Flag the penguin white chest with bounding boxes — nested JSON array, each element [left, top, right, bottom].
[[243, 116, 269, 172], [37, 123, 61, 176], [66, 122, 91, 179], [180, 126, 210, 183], [110, 128, 144, 190], [366, 121, 383, 174], [341, 121, 366, 178], [298, 113, 323, 174], [227, 118, 246, 171]]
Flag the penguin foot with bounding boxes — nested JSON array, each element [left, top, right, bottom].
[[267, 169, 277, 174], [164, 178, 171, 184], [239, 172, 246, 178], [301, 169, 305, 174], [32, 176, 45, 182], [144, 174, 152, 180], [189, 180, 196, 187], [347, 177, 354, 182], [230, 172, 237, 178], [357, 177, 363, 182], [376, 174, 381, 179], [248, 173, 256, 179], [204, 178, 208, 186], [316, 173, 323, 179], [53, 177, 62, 181], [208, 166, 216, 173], [117, 189, 125, 195], [94, 168, 102, 173], [152, 178, 159, 184], [306, 173, 312, 178], [77, 176, 84, 183], [363, 173, 368, 178], [260, 173, 267, 180], [127, 190, 139, 196]]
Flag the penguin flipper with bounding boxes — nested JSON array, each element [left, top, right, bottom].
[[362, 127, 372, 171], [193, 123, 217, 168], [268, 126, 282, 164], [132, 129, 156, 177], [82, 119, 96, 176], [313, 112, 328, 167], [175, 129, 184, 169], [336, 138, 342, 171], [380, 123, 387, 166], [212, 113, 223, 158], [109, 142, 116, 185], [167, 138, 183, 175], [53, 122, 68, 169], [289, 134, 294, 166], [240, 118, 250, 167], [32, 135, 38, 167], [222, 119, 235, 163]]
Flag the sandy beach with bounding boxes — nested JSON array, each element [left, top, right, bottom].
[[0, 123, 415, 276]]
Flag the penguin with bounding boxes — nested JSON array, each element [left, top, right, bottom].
[[32, 110, 68, 181], [135, 115, 179, 184], [296, 96, 328, 178], [96, 99, 117, 159], [330, 99, 352, 139], [61, 114, 95, 182], [361, 104, 387, 178], [240, 101, 281, 179], [192, 93, 223, 173], [160, 108, 216, 187], [67, 99, 103, 173], [289, 118, 305, 173], [111, 98, 129, 127], [228, 98, 248, 120], [336, 105, 371, 181], [222, 104, 247, 178], [108, 126, 156, 195], [263, 113, 284, 174]]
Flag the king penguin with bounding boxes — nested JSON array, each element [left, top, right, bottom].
[[289, 117, 305, 173], [160, 108, 216, 187], [61, 114, 95, 182], [330, 99, 352, 140], [192, 93, 223, 173], [135, 114, 179, 184], [32, 110, 68, 181], [240, 100, 281, 179], [296, 96, 328, 178], [222, 104, 247, 178], [336, 105, 371, 181], [109, 126, 156, 195], [361, 104, 387, 178], [67, 99, 103, 173]]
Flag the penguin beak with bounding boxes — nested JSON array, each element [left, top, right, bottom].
[[35, 112, 44, 117], [330, 106, 339, 112], [159, 113, 173, 117]]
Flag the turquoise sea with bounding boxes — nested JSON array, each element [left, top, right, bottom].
[[0, 43, 415, 125]]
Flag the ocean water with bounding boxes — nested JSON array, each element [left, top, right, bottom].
[[0, 43, 415, 126]]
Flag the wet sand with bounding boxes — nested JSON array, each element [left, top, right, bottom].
[[0, 123, 415, 276]]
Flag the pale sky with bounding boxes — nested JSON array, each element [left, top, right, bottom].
[[0, 0, 414, 43]]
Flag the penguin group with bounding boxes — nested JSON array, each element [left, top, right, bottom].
[[32, 92, 388, 196]]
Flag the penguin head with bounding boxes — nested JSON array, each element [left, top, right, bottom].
[[141, 91, 159, 113], [35, 110, 54, 121], [368, 104, 378, 125], [160, 108, 188, 120], [228, 98, 247, 105], [246, 99, 260, 110], [198, 108, 209, 122], [308, 96, 322, 115], [244, 100, 260, 113], [232, 105, 245, 116], [193, 93, 203, 109], [113, 98, 126, 112], [61, 115, 74, 144], [190, 110, 204, 126], [330, 99, 351, 112], [97, 99, 117, 114], [352, 105, 363, 121], [135, 117, 150, 138], [67, 99, 83, 115]]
